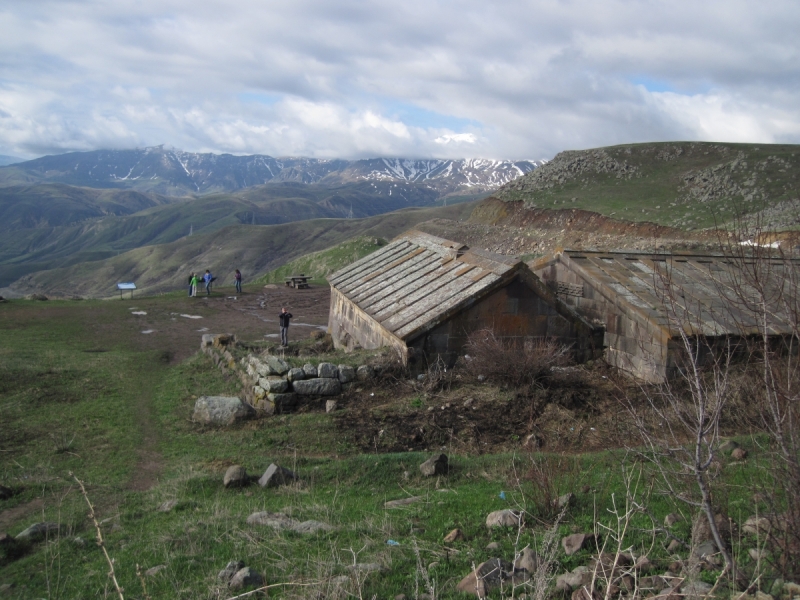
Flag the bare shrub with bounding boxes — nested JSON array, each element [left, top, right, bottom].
[[464, 328, 572, 389], [522, 453, 580, 521]]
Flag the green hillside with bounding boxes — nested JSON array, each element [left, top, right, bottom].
[[497, 142, 800, 230], [10, 202, 477, 298], [255, 236, 389, 285]]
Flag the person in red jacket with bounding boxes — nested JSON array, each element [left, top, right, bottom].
[[279, 307, 293, 347]]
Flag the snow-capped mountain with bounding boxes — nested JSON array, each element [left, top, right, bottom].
[[0, 147, 542, 196]]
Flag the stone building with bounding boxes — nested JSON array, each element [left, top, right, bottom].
[[534, 250, 799, 383], [327, 231, 602, 369]]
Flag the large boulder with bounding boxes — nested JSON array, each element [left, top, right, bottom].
[[193, 396, 254, 426], [302, 363, 318, 378], [292, 378, 341, 396], [486, 509, 523, 529], [258, 464, 298, 488], [317, 362, 338, 379], [419, 454, 448, 476]]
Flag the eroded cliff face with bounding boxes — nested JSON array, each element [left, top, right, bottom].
[[415, 198, 725, 260]]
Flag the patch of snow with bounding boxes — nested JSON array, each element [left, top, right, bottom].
[[141, 329, 156, 334], [179, 314, 203, 319], [131, 311, 147, 315]]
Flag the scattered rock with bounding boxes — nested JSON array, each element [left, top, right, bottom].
[[303, 363, 318, 378], [524, 433, 543, 448], [317, 362, 338, 379], [783, 583, 800, 597], [561, 533, 597, 556], [26, 294, 48, 301], [384, 496, 423, 508], [193, 396, 254, 425], [15, 522, 62, 543], [419, 454, 448, 476], [292, 378, 342, 396], [229, 567, 264, 590], [291, 520, 333, 534], [258, 463, 298, 488], [485, 542, 500, 550], [486, 509, 523, 529], [555, 566, 591, 591], [664, 513, 683, 527], [325, 400, 338, 413], [443, 528, 465, 543], [681, 580, 713, 598], [667, 539, 682, 552], [731, 447, 748, 460], [246, 512, 331, 534], [743, 515, 773, 535], [157, 499, 179, 512], [693, 540, 718, 558], [749, 547, 766, 561], [514, 547, 540, 573], [247, 512, 296, 529], [456, 558, 513, 597], [556, 492, 576, 509], [217, 560, 244, 583], [144, 565, 167, 577], [223, 466, 248, 488], [0, 485, 14, 500], [692, 512, 732, 545], [356, 365, 375, 380], [338, 365, 356, 383], [719, 440, 740, 454]]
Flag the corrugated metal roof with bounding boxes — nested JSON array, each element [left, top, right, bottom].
[[560, 250, 799, 337], [330, 231, 520, 341]]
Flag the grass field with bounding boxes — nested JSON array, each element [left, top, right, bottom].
[[0, 293, 786, 599]]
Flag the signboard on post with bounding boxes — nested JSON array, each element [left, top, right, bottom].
[[116, 282, 136, 299]]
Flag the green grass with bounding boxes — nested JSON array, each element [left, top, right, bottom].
[[254, 235, 388, 285], [0, 297, 788, 598], [497, 141, 800, 230]]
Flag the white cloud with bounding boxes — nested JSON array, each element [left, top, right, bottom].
[[0, 0, 798, 159]]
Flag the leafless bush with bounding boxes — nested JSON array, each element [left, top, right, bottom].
[[464, 328, 572, 389], [522, 453, 580, 521]]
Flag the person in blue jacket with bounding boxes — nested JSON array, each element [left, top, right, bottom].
[[204, 270, 213, 296]]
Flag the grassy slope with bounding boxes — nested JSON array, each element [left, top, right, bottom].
[[11, 202, 477, 297], [0, 295, 770, 599], [255, 236, 389, 285], [496, 142, 800, 230], [0, 182, 477, 288]]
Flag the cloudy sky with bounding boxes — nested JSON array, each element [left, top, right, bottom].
[[1, 0, 798, 161]]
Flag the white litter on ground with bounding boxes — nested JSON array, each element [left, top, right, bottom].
[[179, 314, 203, 319], [197, 327, 209, 332], [264, 333, 279, 338], [141, 330, 156, 334], [131, 311, 147, 315]]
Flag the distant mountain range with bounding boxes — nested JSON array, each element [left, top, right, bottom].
[[0, 147, 542, 197]]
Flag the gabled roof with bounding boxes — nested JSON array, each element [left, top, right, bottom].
[[544, 250, 799, 337], [329, 231, 521, 342]]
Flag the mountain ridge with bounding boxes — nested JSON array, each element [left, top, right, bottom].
[[0, 146, 542, 197]]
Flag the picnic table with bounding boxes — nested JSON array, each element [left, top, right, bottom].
[[116, 282, 136, 299], [284, 274, 310, 289]]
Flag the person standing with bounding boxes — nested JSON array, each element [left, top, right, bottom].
[[190, 272, 198, 297], [187, 272, 194, 297], [234, 269, 242, 294], [279, 307, 293, 347], [204, 270, 213, 296]]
